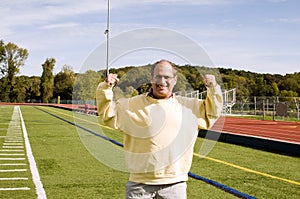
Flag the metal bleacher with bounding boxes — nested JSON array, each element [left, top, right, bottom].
[[174, 88, 236, 115]]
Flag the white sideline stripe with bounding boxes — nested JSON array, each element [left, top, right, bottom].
[[0, 187, 30, 191], [0, 169, 27, 172], [0, 177, 28, 181], [18, 106, 47, 199], [0, 158, 25, 160]]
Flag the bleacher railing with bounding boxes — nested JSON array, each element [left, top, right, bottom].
[[174, 88, 236, 115]]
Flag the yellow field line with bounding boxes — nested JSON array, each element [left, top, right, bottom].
[[39, 106, 300, 187], [193, 153, 300, 186]]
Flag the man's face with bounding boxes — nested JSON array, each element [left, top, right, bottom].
[[151, 62, 177, 99]]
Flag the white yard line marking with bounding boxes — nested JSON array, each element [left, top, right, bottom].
[[0, 187, 30, 191], [0, 169, 27, 172], [0, 163, 26, 166], [3, 143, 24, 145], [0, 158, 25, 160], [0, 177, 28, 181], [18, 106, 47, 199], [3, 146, 24, 148], [0, 154, 24, 156], [0, 149, 24, 152], [0, 136, 20, 138]]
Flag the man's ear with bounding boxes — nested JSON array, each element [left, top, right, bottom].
[[174, 75, 178, 84], [150, 77, 154, 84]]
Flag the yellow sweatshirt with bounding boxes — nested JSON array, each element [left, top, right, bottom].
[[96, 82, 223, 185]]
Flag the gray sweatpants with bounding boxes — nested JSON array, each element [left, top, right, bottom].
[[125, 181, 187, 199]]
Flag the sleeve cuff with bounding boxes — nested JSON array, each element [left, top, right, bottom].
[[207, 84, 222, 95], [97, 82, 114, 90]]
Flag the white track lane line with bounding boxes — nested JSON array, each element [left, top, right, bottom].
[[18, 106, 47, 199]]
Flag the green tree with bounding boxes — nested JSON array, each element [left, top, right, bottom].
[[73, 70, 100, 101], [178, 65, 202, 90], [279, 90, 298, 97], [40, 58, 55, 103], [246, 78, 257, 96], [0, 41, 28, 101], [54, 65, 75, 101], [235, 76, 250, 96], [5, 75, 39, 103], [254, 76, 268, 96], [10, 76, 28, 102], [270, 82, 279, 96], [27, 76, 41, 102], [125, 86, 139, 97], [0, 77, 9, 101], [117, 66, 151, 93], [0, 40, 5, 72], [174, 73, 191, 92]]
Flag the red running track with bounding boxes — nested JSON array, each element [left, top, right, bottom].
[[221, 117, 300, 144]]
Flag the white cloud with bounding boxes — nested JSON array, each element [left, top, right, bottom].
[[111, 0, 246, 6], [266, 0, 287, 2], [1, 0, 104, 30], [2, 0, 299, 75], [41, 23, 79, 30], [267, 18, 300, 24]]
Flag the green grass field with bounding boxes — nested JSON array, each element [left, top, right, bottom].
[[0, 105, 299, 198]]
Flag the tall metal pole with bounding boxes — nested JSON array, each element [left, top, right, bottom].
[[104, 0, 110, 77]]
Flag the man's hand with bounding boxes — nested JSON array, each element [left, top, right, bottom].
[[203, 74, 217, 88], [105, 73, 119, 85]]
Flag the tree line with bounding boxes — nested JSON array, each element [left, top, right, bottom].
[[1, 40, 299, 103]]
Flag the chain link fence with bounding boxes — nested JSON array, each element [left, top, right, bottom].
[[230, 96, 300, 121]]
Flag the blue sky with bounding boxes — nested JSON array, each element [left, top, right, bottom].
[[1, 0, 299, 76]]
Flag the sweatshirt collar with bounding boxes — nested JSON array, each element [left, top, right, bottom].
[[147, 88, 173, 99]]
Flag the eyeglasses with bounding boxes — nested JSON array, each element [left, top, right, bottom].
[[153, 75, 175, 81]]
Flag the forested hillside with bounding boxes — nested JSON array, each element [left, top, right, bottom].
[[1, 40, 299, 103], [110, 65, 300, 99], [0, 64, 299, 103]]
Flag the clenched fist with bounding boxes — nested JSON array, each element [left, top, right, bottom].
[[203, 74, 217, 88], [105, 73, 119, 85]]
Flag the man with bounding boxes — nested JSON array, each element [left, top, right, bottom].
[[96, 59, 223, 199]]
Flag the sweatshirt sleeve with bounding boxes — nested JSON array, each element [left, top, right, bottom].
[[198, 85, 223, 130], [96, 82, 118, 129]]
